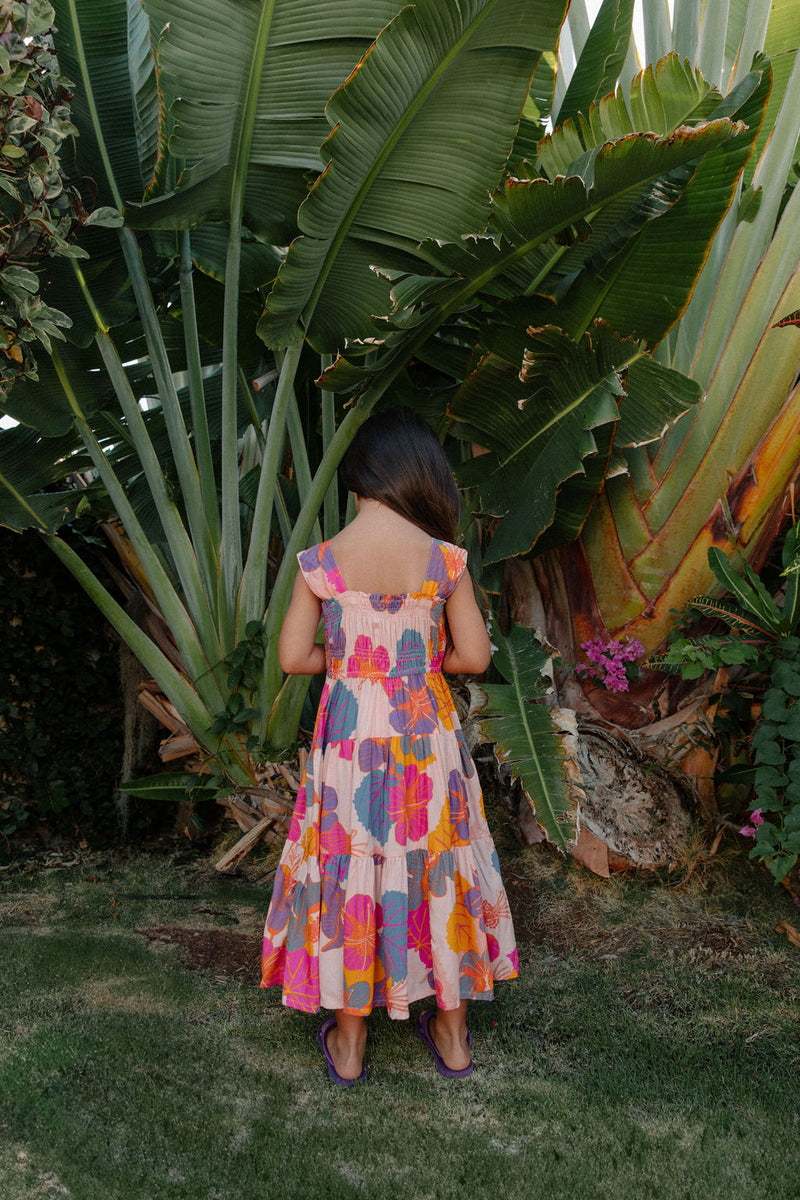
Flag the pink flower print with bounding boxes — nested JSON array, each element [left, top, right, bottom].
[[347, 634, 390, 681], [287, 782, 308, 843], [391, 765, 431, 846], [343, 894, 376, 974], [408, 900, 433, 968], [282, 945, 320, 1012]]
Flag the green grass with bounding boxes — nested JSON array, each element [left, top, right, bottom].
[[1, 837, 799, 1200]]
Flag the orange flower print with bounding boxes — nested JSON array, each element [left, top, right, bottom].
[[459, 949, 494, 995], [446, 896, 481, 956], [384, 677, 438, 736], [445, 872, 483, 954]]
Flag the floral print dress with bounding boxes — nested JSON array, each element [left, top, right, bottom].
[[261, 537, 518, 1018]]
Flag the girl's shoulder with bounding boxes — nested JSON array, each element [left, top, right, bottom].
[[296, 541, 345, 600], [428, 539, 468, 597]]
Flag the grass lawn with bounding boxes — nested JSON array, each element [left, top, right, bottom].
[[1, 815, 799, 1200]]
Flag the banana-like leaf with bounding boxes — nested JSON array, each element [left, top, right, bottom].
[[125, 0, 403, 243], [472, 620, 574, 850], [744, 0, 800, 187], [0, 426, 85, 533], [127, 0, 161, 194], [260, 0, 568, 352], [555, 0, 634, 128], [534, 72, 766, 346], [451, 322, 701, 561], [52, 0, 148, 206], [319, 92, 744, 431], [539, 54, 720, 179]]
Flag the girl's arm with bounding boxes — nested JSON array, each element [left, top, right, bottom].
[[442, 572, 492, 675], [278, 572, 326, 675]]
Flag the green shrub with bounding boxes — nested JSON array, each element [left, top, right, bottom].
[[647, 523, 800, 882]]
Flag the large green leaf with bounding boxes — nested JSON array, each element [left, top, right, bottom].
[[259, 0, 568, 352], [555, 0, 634, 128], [538, 54, 721, 179], [472, 620, 575, 851], [451, 321, 700, 561], [125, 0, 402, 243], [0, 426, 85, 533], [52, 0, 147, 206]]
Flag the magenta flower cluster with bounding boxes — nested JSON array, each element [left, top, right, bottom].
[[739, 808, 764, 838], [575, 637, 645, 693]]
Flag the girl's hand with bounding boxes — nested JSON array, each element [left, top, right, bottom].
[[442, 573, 491, 675], [278, 572, 326, 675]]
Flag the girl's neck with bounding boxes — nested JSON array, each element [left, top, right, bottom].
[[330, 497, 433, 593]]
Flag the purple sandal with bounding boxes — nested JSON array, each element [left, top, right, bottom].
[[316, 1016, 366, 1086], [414, 1010, 473, 1079]]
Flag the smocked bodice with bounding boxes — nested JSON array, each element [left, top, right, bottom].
[[296, 538, 467, 742]]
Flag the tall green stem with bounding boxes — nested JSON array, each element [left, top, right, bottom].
[[256, 399, 375, 735], [50, 349, 225, 713], [219, 0, 278, 651], [320, 355, 339, 540], [180, 231, 220, 542], [238, 341, 303, 629], [119, 227, 219, 612], [286, 381, 322, 547]]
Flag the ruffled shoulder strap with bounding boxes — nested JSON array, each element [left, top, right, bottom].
[[425, 539, 468, 599], [296, 542, 346, 600]]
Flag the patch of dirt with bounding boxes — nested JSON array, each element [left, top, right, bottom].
[[138, 926, 261, 982], [506, 876, 763, 963]]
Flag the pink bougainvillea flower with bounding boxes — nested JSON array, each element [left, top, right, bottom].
[[739, 825, 756, 838], [750, 808, 764, 827]]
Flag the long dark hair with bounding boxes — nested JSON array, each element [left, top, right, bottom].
[[340, 407, 461, 543]]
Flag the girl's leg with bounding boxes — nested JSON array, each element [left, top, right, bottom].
[[428, 1000, 471, 1071], [326, 1011, 367, 1080]]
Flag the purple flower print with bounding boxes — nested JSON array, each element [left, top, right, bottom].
[[370, 594, 404, 613]]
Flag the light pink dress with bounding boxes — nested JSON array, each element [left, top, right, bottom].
[[261, 537, 518, 1018]]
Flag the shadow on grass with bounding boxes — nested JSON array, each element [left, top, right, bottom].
[[1, 845, 799, 1200]]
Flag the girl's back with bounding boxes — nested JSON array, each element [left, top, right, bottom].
[[329, 502, 433, 596]]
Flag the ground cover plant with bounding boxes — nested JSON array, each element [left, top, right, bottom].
[[2, 815, 799, 1200]]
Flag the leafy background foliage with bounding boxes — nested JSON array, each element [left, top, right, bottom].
[[0, 0, 90, 394]]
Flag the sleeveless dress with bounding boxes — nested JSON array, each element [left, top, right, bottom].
[[260, 537, 518, 1019]]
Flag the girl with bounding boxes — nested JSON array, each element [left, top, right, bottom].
[[261, 406, 518, 1084]]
